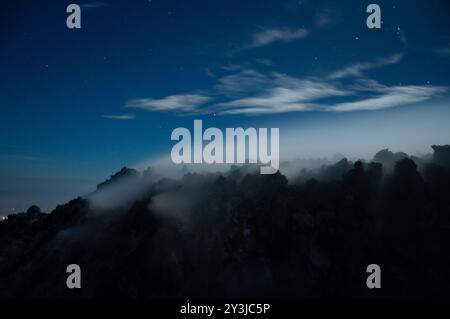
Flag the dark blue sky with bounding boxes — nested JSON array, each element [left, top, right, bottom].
[[1, 0, 450, 212]]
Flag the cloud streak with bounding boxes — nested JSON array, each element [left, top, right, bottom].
[[126, 94, 212, 113], [217, 75, 352, 114], [437, 46, 450, 57], [246, 27, 309, 49], [124, 53, 447, 116], [328, 53, 403, 79], [80, 1, 108, 9], [329, 85, 448, 112], [216, 73, 447, 115], [102, 114, 135, 120]]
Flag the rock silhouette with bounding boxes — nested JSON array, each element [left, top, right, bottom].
[[0, 145, 450, 298]]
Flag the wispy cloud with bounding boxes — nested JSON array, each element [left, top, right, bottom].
[[215, 69, 270, 97], [81, 1, 107, 9], [126, 94, 212, 113], [217, 74, 351, 114], [328, 53, 403, 79], [221, 64, 245, 72], [246, 27, 309, 49], [215, 67, 447, 115], [124, 53, 447, 116], [437, 46, 450, 57], [217, 81, 446, 115], [102, 114, 135, 120], [329, 85, 448, 112]]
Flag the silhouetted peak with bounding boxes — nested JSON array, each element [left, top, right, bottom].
[[394, 158, 417, 175], [374, 149, 391, 161], [335, 158, 349, 167], [432, 144, 450, 168], [97, 167, 140, 190], [373, 149, 408, 169], [26, 205, 41, 216], [321, 158, 351, 181]]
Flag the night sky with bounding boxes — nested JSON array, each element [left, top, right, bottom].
[[1, 0, 450, 212]]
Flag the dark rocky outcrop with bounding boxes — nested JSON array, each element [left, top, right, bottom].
[[1, 146, 449, 298]]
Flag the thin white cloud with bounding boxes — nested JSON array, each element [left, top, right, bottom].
[[218, 75, 352, 114], [221, 64, 245, 72], [102, 114, 135, 120], [329, 85, 448, 112], [246, 27, 309, 49], [124, 53, 448, 116], [215, 69, 269, 97], [126, 94, 212, 113], [328, 53, 403, 79], [217, 74, 447, 115], [437, 46, 450, 57], [81, 1, 107, 9]]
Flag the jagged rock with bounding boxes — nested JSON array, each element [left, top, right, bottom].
[[373, 149, 408, 170], [26, 205, 41, 216], [97, 167, 140, 190], [1, 148, 450, 298], [432, 145, 450, 168]]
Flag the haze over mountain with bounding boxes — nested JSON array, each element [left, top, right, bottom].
[[0, 144, 449, 298]]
